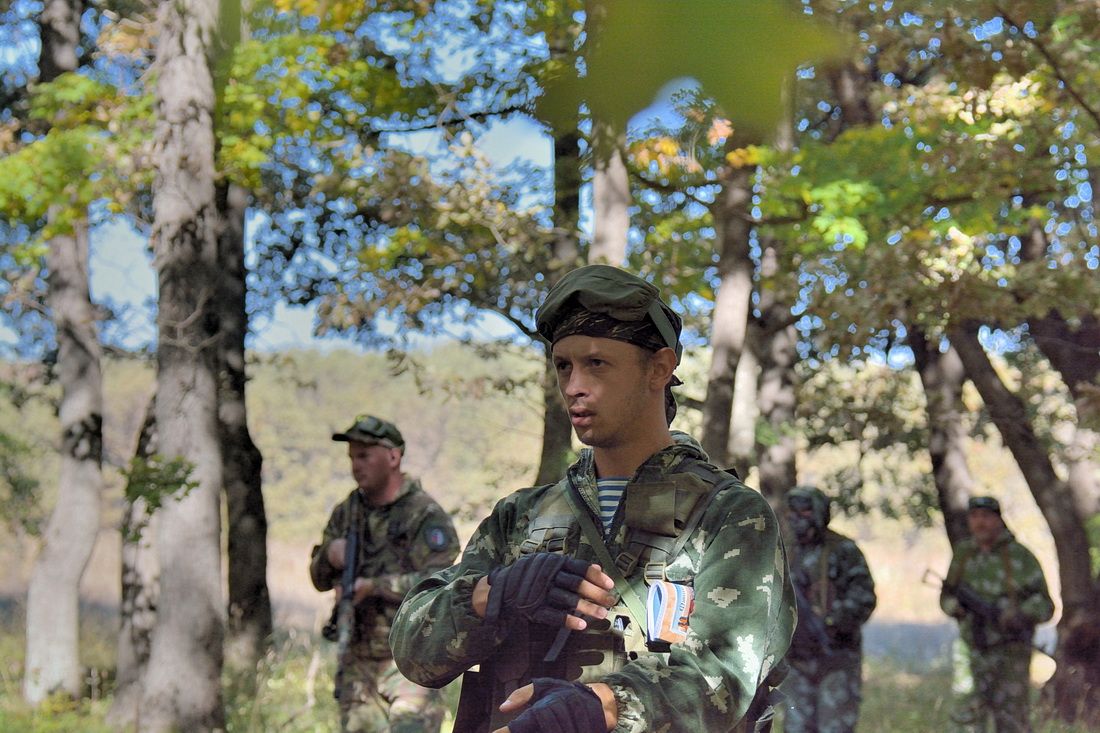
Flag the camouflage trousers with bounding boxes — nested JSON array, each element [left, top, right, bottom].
[[780, 649, 863, 733], [950, 637, 1033, 733], [337, 656, 445, 733]]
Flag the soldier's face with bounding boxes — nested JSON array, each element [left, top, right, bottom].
[[552, 335, 654, 450], [967, 508, 1003, 547], [347, 441, 398, 498]]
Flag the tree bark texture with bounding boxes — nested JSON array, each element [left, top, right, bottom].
[[750, 239, 797, 509], [700, 162, 753, 467], [590, 129, 630, 266], [534, 131, 583, 485], [909, 327, 973, 548], [727, 339, 759, 480], [139, 0, 226, 728], [24, 217, 103, 703], [23, 0, 99, 705], [950, 323, 1100, 724], [217, 182, 273, 671], [107, 399, 159, 729]]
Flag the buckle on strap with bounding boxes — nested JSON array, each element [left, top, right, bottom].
[[643, 562, 667, 584], [615, 551, 639, 576]]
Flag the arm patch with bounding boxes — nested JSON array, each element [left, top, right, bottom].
[[423, 524, 450, 552]]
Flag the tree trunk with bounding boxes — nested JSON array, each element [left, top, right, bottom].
[[535, 131, 582, 484], [23, 0, 97, 705], [24, 215, 103, 704], [909, 326, 972, 547], [139, 0, 226, 728], [950, 322, 1100, 724], [590, 128, 630, 266], [727, 338, 759, 480], [217, 182, 272, 671], [107, 399, 159, 729], [700, 159, 753, 466]]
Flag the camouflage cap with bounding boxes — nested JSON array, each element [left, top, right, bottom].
[[968, 496, 1001, 515], [535, 264, 683, 364], [332, 414, 405, 449]]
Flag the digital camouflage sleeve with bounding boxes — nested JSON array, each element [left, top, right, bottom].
[[390, 445, 795, 733]]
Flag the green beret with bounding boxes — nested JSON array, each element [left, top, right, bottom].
[[535, 265, 683, 363]]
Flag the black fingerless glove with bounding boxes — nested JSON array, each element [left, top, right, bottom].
[[508, 678, 607, 733], [484, 553, 590, 627]]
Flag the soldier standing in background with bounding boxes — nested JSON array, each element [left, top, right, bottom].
[[389, 264, 795, 733], [310, 415, 460, 733], [781, 486, 877, 733], [940, 496, 1054, 733]]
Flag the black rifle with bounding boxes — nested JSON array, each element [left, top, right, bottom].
[[330, 525, 359, 700], [948, 582, 1001, 649]]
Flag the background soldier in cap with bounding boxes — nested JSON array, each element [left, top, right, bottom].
[[310, 415, 460, 733], [780, 486, 876, 733], [390, 264, 794, 733], [940, 496, 1054, 733]]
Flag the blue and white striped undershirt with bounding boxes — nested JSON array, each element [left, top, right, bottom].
[[596, 477, 629, 532]]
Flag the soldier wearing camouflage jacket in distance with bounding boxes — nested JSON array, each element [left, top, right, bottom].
[[390, 265, 795, 733], [780, 486, 876, 733], [310, 415, 460, 733], [940, 496, 1053, 733]]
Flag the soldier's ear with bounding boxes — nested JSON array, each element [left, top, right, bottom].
[[647, 347, 677, 390]]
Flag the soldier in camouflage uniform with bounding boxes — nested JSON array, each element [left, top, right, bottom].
[[390, 265, 795, 733], [940, 496, 1053, 733], [779, 486, 876, 733], [310, 415, 460, 733]]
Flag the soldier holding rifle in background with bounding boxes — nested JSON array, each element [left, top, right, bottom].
[[781, 486, 876, 733], [310, 415, 460, 733], [940, 496, 1054, 733]]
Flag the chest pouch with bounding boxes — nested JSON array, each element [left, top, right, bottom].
[[519, 514, 575, 556], [617, 474, 711, 582]]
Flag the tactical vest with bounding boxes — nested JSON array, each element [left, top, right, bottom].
[[456, 459, 742, 733]]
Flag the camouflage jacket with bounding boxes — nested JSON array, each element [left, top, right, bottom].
[[390, 442, 795, 733], [939, 529, 1054, 649], [788, 529, 876, 655], [310, 476, 459, 657]]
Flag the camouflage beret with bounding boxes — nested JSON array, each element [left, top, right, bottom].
[[535, 264, 683, 363], [332, 414, 405, 449]]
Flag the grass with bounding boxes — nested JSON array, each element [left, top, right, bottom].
[[0, 605, 1092, 733]]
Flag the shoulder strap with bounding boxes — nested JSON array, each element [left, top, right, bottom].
[[560, 479, 649, 630]]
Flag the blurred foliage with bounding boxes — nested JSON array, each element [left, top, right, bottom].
[[118, 454, 200, 542]]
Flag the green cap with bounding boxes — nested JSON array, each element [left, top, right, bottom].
[[332, 414, 405, 449], [535, 265, 683, 363], [968, 496, 1001, 515]]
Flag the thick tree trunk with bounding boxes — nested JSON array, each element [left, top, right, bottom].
[[909, 326, 973, 547], [24, 216, 103, 704], [751, 240, 797, 508], [727, 339, 759, 479], [535, 131, 582, 484], [107, 399, 159, 729], [700, 161, 753, 466], [139, 0, 226, 728], [590, 129, 630, 266], [951, 323, 1100, 724], [217, 182, 272, 672], [23, 0, 97, 705]]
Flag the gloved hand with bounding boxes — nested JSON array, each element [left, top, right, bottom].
[[507, 678, 607, 733], [484, 553, 591, 627]]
